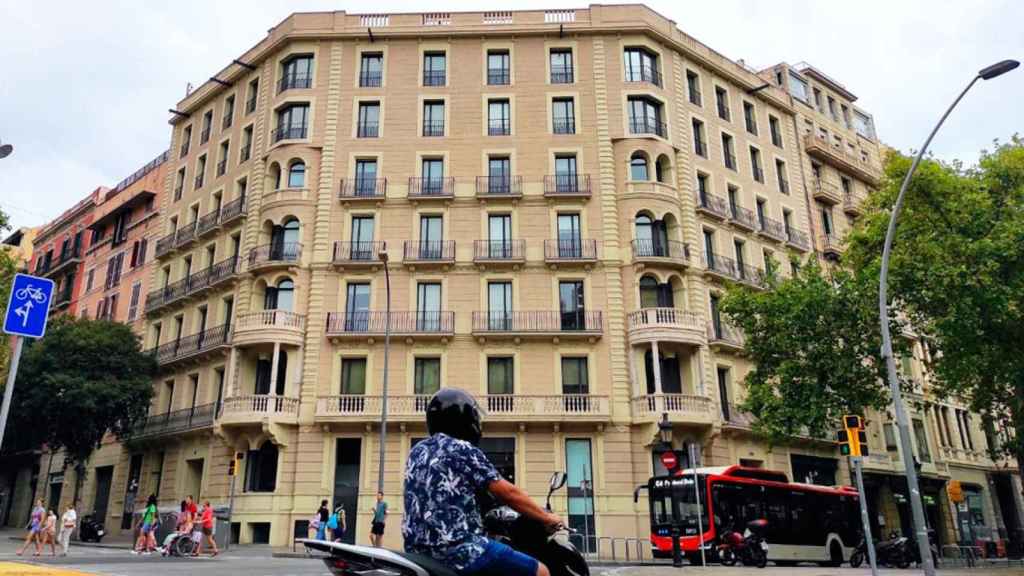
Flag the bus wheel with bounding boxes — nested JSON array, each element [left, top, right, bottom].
[[825, 542, 844, 567], [718, 549, 735, 566]]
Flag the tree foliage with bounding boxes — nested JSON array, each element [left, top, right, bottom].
[[0, 208, 15, 377], [846, 138, 1024, 476], [721, 262, 898, 444], [6, 317, 156, 498]]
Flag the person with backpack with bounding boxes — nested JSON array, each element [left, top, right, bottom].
[[328, 504, 346, 542], [315, 499, 329, 540]]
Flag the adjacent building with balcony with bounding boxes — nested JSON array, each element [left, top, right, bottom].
[[30, 188, 105, 316], [40, 4, 1019, 553]]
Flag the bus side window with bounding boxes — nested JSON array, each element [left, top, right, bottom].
[[741, 484, 763, 526], [789, 491, 818, 546]]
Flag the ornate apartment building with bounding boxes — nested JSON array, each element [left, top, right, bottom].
[[12, 4, 1019, 554]]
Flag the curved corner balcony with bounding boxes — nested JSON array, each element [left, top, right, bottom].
[[232, 310, 306, 347], [219, 394, 299, 427], [627, 308, 706, 347], [631, 393, 716, 426], [631, 239, 690, 269], [315, 393, 610, 424], [247, 242, 302, 273]]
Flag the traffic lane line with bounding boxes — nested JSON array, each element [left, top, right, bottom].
[[0, 561, 96, 575]]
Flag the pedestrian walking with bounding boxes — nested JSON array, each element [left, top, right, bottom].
[[187, 496, 202, 551], [16, 499, 45, 556], [316, 499, 329, 540], [133, 494, 158, 554], [328, 504, 346, 542], [194, 500, 218, 557], [59, 503, 77, 556], [42, 509, 58, 556], [370, 491, 388, 548]]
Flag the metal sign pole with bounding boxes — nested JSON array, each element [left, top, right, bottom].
[[690, 443, 706, 566], [0, 336, 24, 453], [853, 457, 879, 576]]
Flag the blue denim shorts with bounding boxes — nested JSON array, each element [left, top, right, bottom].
[[461, 539, 539, 576]]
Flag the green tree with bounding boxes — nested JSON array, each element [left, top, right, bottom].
[[846, 138, 1024, 481], [7, 317, 156, 502], [720, 262, 897, 443], [0, 208, 15, 377]]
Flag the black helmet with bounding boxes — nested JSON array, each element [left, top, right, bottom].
[[426, 388, 482, 446]]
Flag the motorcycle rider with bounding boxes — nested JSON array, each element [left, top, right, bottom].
[[402, 388, 564, 576]]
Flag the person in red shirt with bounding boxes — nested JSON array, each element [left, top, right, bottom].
[[194, 501, 219, 557]]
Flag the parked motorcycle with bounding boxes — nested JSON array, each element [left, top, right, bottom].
[[78, 513, 106, 543], [717, 519, 768, 568], [849, 535, 867, 568], [868, 530, 939, 569], [302, 472, 588, 576]]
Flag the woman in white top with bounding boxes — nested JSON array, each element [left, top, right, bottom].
[[59, 504, 77, 556]]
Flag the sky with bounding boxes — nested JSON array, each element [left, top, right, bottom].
[[1, 0, 1021, 231]]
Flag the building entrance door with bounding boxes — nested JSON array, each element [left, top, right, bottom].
[[92, 466, 114, 525], [333, 439, 362, 544]]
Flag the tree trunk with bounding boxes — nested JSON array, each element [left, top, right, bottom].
[[72, 462, 84, 508]]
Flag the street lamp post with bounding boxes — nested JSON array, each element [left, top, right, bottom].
[[658, 413, 683, 568], [878, 59, 1018, 576], [377, 244, 392, 496]]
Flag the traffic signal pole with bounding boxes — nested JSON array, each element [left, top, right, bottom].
[[852, 456, 879, 576]]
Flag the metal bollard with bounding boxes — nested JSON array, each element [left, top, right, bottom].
[[671, 526, 683, 567]]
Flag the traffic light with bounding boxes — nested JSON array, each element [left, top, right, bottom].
[[228, 458, 237, 477], [837, 429, 852, 456], [844, 415, 864, 430], [857, 429, 869, 456]]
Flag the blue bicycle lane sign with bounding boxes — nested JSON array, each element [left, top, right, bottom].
[[3, 273, 56, 339]]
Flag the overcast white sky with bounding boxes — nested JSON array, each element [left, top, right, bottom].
[[2, 0, 1021, 231]]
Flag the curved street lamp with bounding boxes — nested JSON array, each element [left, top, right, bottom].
[[879, 58, 1018, 576]]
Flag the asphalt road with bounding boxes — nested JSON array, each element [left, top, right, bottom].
[[0, 536, 1019, 576]]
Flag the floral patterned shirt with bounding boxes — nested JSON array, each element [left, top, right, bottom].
[[402, 433, 501, 571]]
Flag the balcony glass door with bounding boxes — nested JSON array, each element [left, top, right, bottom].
[[419, 215, 443, 259], [350, 216, 374, 260], [345, 283, 370, 332], [488, 281, 512, 330], [566, 439, 595, 553], [354, 160, 377, 196], [421, 158, 444, 195], [488, 157, 511, 194], [559, 280, 585, 331], [554, 155, 578, 192], [557, 213, 582, 258], [417, 282, 442, 332], [488, 214, 512, 259]]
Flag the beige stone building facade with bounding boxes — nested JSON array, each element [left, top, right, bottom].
[[15, 4, 1020, 555]]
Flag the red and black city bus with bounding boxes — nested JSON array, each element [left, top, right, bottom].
[[644, 465, 861, 565]]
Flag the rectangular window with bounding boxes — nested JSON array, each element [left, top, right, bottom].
[[488, 99, 510, 136], [788, 71, 808, 102], [552, 98, 575, 134], [487, 215, 512, 257], [280, 54, 313, 92], [692, 118, 707, 157], [769, 116, 783, 148], [420, 159, 445, 195], [127, 281, 142, 321], [717, 367, 731, 421], [487, 357, 514, 396], [776, 159, 789, 194], [354, 159, 378, 196], [416, 281, 443, 331], [341, 358, 367, 395], [554, 155, 578, 192], [359, 52, 383, 87], [487, 50, 510, 85], [813, 87, 823, 111], [623, 47, 660, 86], [246, 78, 259, 114], [686, 70, 702, 106], [841, 104, 851, 128], [480, 438, 516, 483], [350, 216, 375, 260], [913, 419, 932, 462], [222, 95, 235, 129], [423, 101, 445, 136], [561, 357, 589, 395], [275, 103, 309, 141], [627, 96, 664, 137], [200, 111, 213, 143], [749, 147, 763, 182], [414, 358, 441, 395], [827, 96, 838, 121], [487, 281, 512, 329], [743, 101, 757, 135], [423, 52, 446, 86], [487, 157, 511, 194], [357, 102, 380, 137], [241, 125, 253, 162], [550, 49, 573, 84], [715, 86, 730, 121], [559, 280, 585, 330], [180, 125, 192, 158], [721, 133, 736, 170]]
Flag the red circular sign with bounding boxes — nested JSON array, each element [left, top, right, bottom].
[[660, 451, 678, 470]]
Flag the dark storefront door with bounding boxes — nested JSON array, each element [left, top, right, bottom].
[[333, 439, 361, 544], [994, 474, 1023, 557], [92, 466, 114, 525], [121, 455, 142, 529]]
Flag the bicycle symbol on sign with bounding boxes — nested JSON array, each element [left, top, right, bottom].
[[13, 284, 48, 328]]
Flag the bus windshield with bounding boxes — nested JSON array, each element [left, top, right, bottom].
[[650, 475, 710, 536]]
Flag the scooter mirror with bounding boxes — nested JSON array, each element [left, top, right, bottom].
[[549, 472, 567, 492]]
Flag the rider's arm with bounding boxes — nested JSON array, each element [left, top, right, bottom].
[[488, 479, 563, 529]]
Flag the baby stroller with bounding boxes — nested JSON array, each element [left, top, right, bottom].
[[160, 531, 196, 557]]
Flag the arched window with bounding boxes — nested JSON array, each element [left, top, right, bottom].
[[630, 153, 649, 181], [270, 218, 301, 260], [245, 441, 279, 493], [276, 279, 294, 311], [635, 213, 669, 257], [656, 155, 671, 183], [268, 163, 282, 190], [287, 160, 305, 188], [639, 275, 674, 309]]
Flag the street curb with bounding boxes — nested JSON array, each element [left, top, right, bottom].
[[6, 535, 132, 550]]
